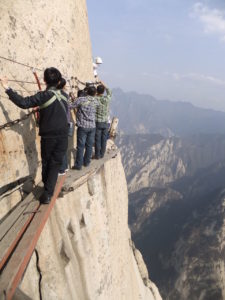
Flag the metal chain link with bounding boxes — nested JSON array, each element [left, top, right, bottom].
[[0, 110, 36, 130], [0, 54, 102, 131]]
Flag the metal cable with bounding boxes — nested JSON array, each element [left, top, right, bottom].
[[8, 79, 44, 85], [0, 55, 43, 71]]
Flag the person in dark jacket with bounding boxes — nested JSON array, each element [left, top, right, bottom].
[[0, 67, 68, 204], [57, 78, 70, 175]]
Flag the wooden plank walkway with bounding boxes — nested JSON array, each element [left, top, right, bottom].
[[63, 147, 119, 193], [0, 147, 119, 300], [0, 185, 43, 271]]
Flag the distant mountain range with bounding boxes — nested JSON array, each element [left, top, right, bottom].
[[113, 89, 225, 299], [118, 134, 225, 300], [111, 88, 225, 136]]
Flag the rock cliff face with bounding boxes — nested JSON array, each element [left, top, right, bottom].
[[0, 0, 93, 194], [0, 2, 161, 299], [20, 154, 161, 300]]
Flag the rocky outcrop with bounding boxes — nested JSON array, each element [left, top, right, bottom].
[[119, 133, 225, 300], [19, 153, 162, 300], [0, 2, 162, 299], [118, 134, 225, 193], [167, 191, 225, 300], [129, 187, 183, 234]]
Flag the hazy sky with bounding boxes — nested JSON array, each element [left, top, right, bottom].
[[86, 0, 225, 112]]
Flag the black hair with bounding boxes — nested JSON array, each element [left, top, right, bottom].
[[85, 82, 94, 88], [97, 84, 105, 95], [77, 89, 86, 97], [87, 86, 97, 96], [44, 67, 62, 87], [57, 78, 66, 89]]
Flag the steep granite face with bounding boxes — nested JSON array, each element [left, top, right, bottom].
[[20, 154, 162, 300], [0, 0, 94, 192], [0, 2, 162, 299]]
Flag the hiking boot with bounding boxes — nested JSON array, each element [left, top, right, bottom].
[[93, 156, 100, 160], [39, 192, 51, 204], [72, 165, 82, 170]]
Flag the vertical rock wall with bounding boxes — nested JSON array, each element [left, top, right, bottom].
[[0, 2, 162, 299], [20, 154, 162, 300], [0, 0, 94, 192]]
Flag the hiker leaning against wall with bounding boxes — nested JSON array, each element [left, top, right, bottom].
[[0, 68, 68, 204], [94, 81, 112, 159]]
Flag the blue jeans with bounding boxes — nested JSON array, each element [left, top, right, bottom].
[[75, 127, 96, 168], [95, 122, 109, 158]]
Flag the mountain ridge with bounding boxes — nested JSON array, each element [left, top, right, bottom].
[[112, 88, 225, 136]]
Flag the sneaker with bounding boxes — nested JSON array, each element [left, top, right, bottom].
[[72, 165, 82, 170], [58, 171, 66, 176], [65, 168, 69, 172]]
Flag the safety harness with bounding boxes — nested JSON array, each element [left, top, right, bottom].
[[39, 89, 68, 110]]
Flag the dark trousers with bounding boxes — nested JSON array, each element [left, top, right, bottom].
[[95, 122, 109, 158], [41, 136, 68, 196], [75, 127, 96, 168], [59, 153, 68, 173]]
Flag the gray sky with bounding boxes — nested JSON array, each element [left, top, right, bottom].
[[87, 0, 225, 112]]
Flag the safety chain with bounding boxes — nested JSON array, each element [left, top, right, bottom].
[[72, 76, 86, 86], [0, 55, 101, 90], [0, 55, 103, 131], [72, 76, 101, 87], [0, 110, 36, 130]]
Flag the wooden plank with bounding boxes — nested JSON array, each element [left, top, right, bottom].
[[0, 175, 65, 300], [0, 185, 43, 271], [0, 200, 40, 271], [63, 148, 119, 192], [0, 184, 43, 240]]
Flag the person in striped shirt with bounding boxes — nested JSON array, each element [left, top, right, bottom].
[[71, 86, 99, 170]]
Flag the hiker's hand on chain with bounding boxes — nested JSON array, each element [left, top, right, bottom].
[[0, 76, 9, 90]]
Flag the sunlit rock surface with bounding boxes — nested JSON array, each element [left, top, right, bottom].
[[0, 0, 94, 191], [0, 2, 162, 299], [20, 154, 162, 300]]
